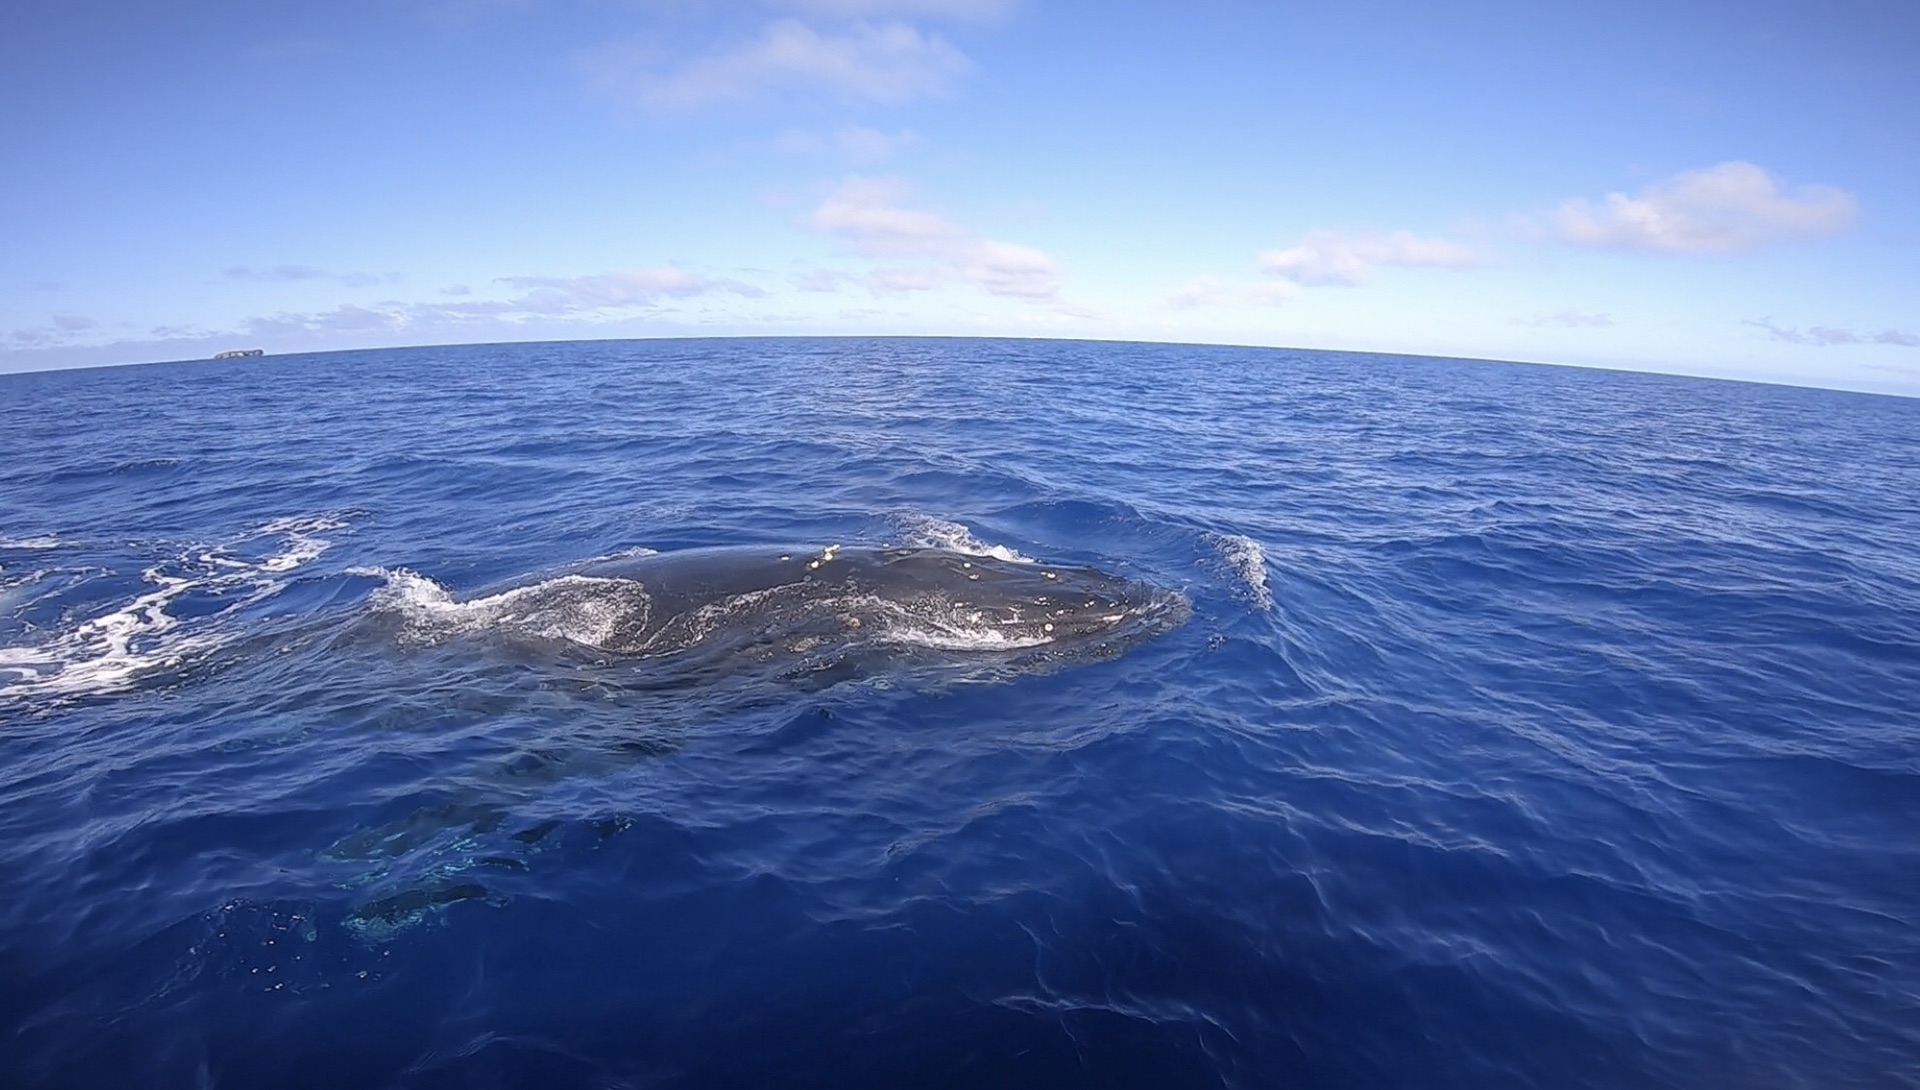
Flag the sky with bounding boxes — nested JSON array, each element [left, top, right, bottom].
[[4, 0, 1918, 394]]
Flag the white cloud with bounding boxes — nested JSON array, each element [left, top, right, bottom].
[[790, 267, 851, 292], [1516, 309, 1615, 328], [496, 268, 764, 313], [237, 267, 765, 338], [1258, 229, 1479, 286], [865, 266, 947, 293], [952, 239, 1058, 299], [833, 124, 919, 162], [225, 265, 397, 288], [807, 176, 1063, 300], [1165, 276, 1297, 310], [582, 19, 968, 110], [812, 176, 960, 253], [8, 315, 102, 347], [1555, 162, 1856, 254], [1744, 318, 1918, 347]]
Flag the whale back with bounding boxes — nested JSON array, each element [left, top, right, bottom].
[[565, 545, 1173, 664]]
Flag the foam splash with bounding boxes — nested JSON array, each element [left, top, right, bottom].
[[0, 536, 67, 551], [0, 516, 351, 702], [895, 515, 1033, 563], [257, 516, 348, 572], [355, 567, 644, 651], [1206, 532, 1273, 611]]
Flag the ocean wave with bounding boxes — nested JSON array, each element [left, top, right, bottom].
[[894, 514, 1033, 563], [0, 515, 352, 703], [1205, 531, 1273, 610], [356, 566, 649, 651], [0, 536, 68, 551], [8, 341, 1916, 1090]]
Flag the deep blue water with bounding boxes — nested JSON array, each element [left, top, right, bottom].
[[2, 337, 1917, 1089]]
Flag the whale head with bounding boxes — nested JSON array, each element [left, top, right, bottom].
[[851, 548, 1180, 653]]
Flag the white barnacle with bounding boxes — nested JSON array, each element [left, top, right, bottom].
[[1044, 571, 1058, 580]]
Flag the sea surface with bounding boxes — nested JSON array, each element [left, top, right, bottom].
[[1, 337, 1916, 1089]]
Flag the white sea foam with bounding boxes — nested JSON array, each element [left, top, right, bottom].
[[0, 536, 67, 551], [895, 515, 1032, 563], [356, 567, 642, 650], [1207, 532, 1273, 611], [0, 515, 351, 703], [258, 516, 348, 572]]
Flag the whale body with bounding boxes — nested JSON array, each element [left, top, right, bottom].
[[387, 545, 1188, 683], [337, 544, 1189, 924]]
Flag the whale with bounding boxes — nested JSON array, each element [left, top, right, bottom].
[[387, 544, 1188, 684], [334, 544, 1189, 926]]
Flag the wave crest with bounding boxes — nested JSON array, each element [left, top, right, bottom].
[[894, 515, 1032, 563], [0, 515, 352, 703], [1206, 532, 1273, 610], [357, 567, 650, 652]]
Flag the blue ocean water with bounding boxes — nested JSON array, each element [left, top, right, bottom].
[[1, 337, 1916, 1089]]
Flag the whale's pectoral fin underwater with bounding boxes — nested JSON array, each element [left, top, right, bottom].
[[378, 545, 1188, 684]]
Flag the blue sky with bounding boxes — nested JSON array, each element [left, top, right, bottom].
[[5, 0, 1917, 393]]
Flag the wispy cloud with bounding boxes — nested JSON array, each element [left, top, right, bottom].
[[1554, 162, 1856, 254], [241, 267, 765, 338], [225, 265, 399, 288], [773, 124, 920, 163], [808, 176, 1062, 300], [1259, 229, 1479, 286], [581, 19, 969, 111], [790, 267, 852, 292], [497, 269, 765, 311], [7, 315, 101, 347], [1744, 318, 1918, 347], [1516, 309, 1615, 328], [1165, 276, 1297, 310]]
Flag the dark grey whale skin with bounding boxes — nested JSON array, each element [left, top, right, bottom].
[[565, 545, 1180, 659], [326, 547, 1188, 877]]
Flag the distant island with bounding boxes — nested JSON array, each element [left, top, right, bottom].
[[213, 348, 265, 360]]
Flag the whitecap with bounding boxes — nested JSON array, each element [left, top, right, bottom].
[[0, 567, 226, 699], [356, 567, 643, 651], [0, 514, 356, 703], [1206, 532, 1273, 611], [894, 515, 1033, 563]]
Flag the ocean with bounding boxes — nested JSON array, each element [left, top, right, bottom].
[[1, 337, 1915, 1089]]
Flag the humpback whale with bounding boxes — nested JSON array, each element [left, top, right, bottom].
[[335, 545, 1188, 926], [386, 544, 1187, 683]]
